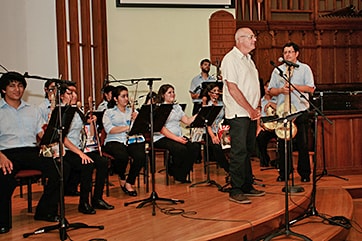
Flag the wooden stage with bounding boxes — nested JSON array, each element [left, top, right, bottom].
[[4, 155, 362, 241]]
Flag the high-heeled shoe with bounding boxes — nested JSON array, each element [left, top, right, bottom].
[[121, 185, 137, 196]]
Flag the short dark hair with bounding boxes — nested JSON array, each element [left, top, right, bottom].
[[200, 59, 211, 66], [0, 72, 27, 98], [282, 42, 300, 53]]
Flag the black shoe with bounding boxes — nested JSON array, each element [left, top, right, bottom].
[[34, 213, 60, 222], [121, 185, 138, 196], [301, 177, 310, 182], [91, 198, 114, 210], [78, 202, 96, 214], [0, 227, 10, 234]]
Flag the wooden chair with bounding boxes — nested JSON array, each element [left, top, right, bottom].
[[15, 169, 43, 213]]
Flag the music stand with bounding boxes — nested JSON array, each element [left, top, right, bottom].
[[190, 106, 223, 189], [264, 111, 312, 241], [124, 103, 184, 215], [24, 105, 103, 240]]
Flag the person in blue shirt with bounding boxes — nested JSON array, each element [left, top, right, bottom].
[[268, 42, 315, 182], [154, 84, 199, 183], [0, 72, 62, 234], [256, 80, 278, 168], [201, 83, 229, 173], [102, 85, 146, 196], [60, 84, 114, 214]]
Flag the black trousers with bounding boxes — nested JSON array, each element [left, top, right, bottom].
[[256, 130, 278, 166], [205, 133, 229, 173], [103, 142, 145, 185], [278, 110, 311, 178], [0, 147, 62, 228], [154, 137, 198, 182], [228, 117, 257, 196], [63, 150, 108, 203]]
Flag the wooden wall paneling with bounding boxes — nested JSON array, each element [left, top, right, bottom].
[[56, 0, 68, 80], [68, 0, 81, 89], [319, 31, 336, 84], [254, 30, 274, 82], [209, 11, 235, 66], [334, 31, 350, 83], [92, 0, 108, 105], [351, 117, 362, 168], [317, 115, 362, 175], [80, 0, 92, 108], [350, 30, 362, 83]]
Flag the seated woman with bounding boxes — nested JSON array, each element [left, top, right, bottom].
[[201, 83, 229, 174], [102, 86, 145, 196], [154, 84, 199, 183]]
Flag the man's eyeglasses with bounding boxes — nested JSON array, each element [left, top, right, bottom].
[[239, 34, 257, 40], [283, 50, 295, 55]]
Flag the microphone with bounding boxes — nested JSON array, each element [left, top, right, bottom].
[[278, 57, 299, 68], [270, 61, 284, 76]]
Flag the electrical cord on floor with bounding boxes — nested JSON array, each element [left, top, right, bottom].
[[155, 203, 257, 240]]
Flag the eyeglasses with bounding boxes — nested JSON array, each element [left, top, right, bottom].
[[283, 50, 295, 55], [209, 91, 221, 95], [239, 34, 257, 40]]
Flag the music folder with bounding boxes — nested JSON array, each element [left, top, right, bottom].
[[128, 104, 173, 136], [191, 105, 222, 128], [40, 106, 76, 146]]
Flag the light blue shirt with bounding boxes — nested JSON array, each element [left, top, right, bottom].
[[66, 110, 84, 149], [261, 96, 277, 117], [0, 99, 44, 150], [38, 98, 51, 122], [189, 74, 216, 104], [97, 100, 108, 111], [268, 61, 315, 112], [154, 104, 184, 142], [103, 106, 132, 145]]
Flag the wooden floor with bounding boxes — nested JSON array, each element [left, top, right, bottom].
[[3, 155, 362, 241]]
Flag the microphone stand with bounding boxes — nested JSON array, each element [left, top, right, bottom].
[[270, 63, 304, 194], [123, 78, 184, 216], [315, 91, 348, 181], [23, 75, 103, 240]]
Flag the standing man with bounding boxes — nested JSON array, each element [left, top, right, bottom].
[[0, 72, 62, 234], [189, 58, 216, 115], [221, 27, 265, 204], [268, 42, 315, 182]]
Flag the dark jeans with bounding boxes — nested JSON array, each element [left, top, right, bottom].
[[278, 110, 311, 178], [228, 117, 257, 196], [154, 138, 198, 182], [0, 147, 62, 228], [103, 142, 145, 185]]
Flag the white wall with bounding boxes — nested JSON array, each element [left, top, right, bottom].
[[107, 1, 234, 115], [0, 0, 234, 114], [0, 0, 58, 104]]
